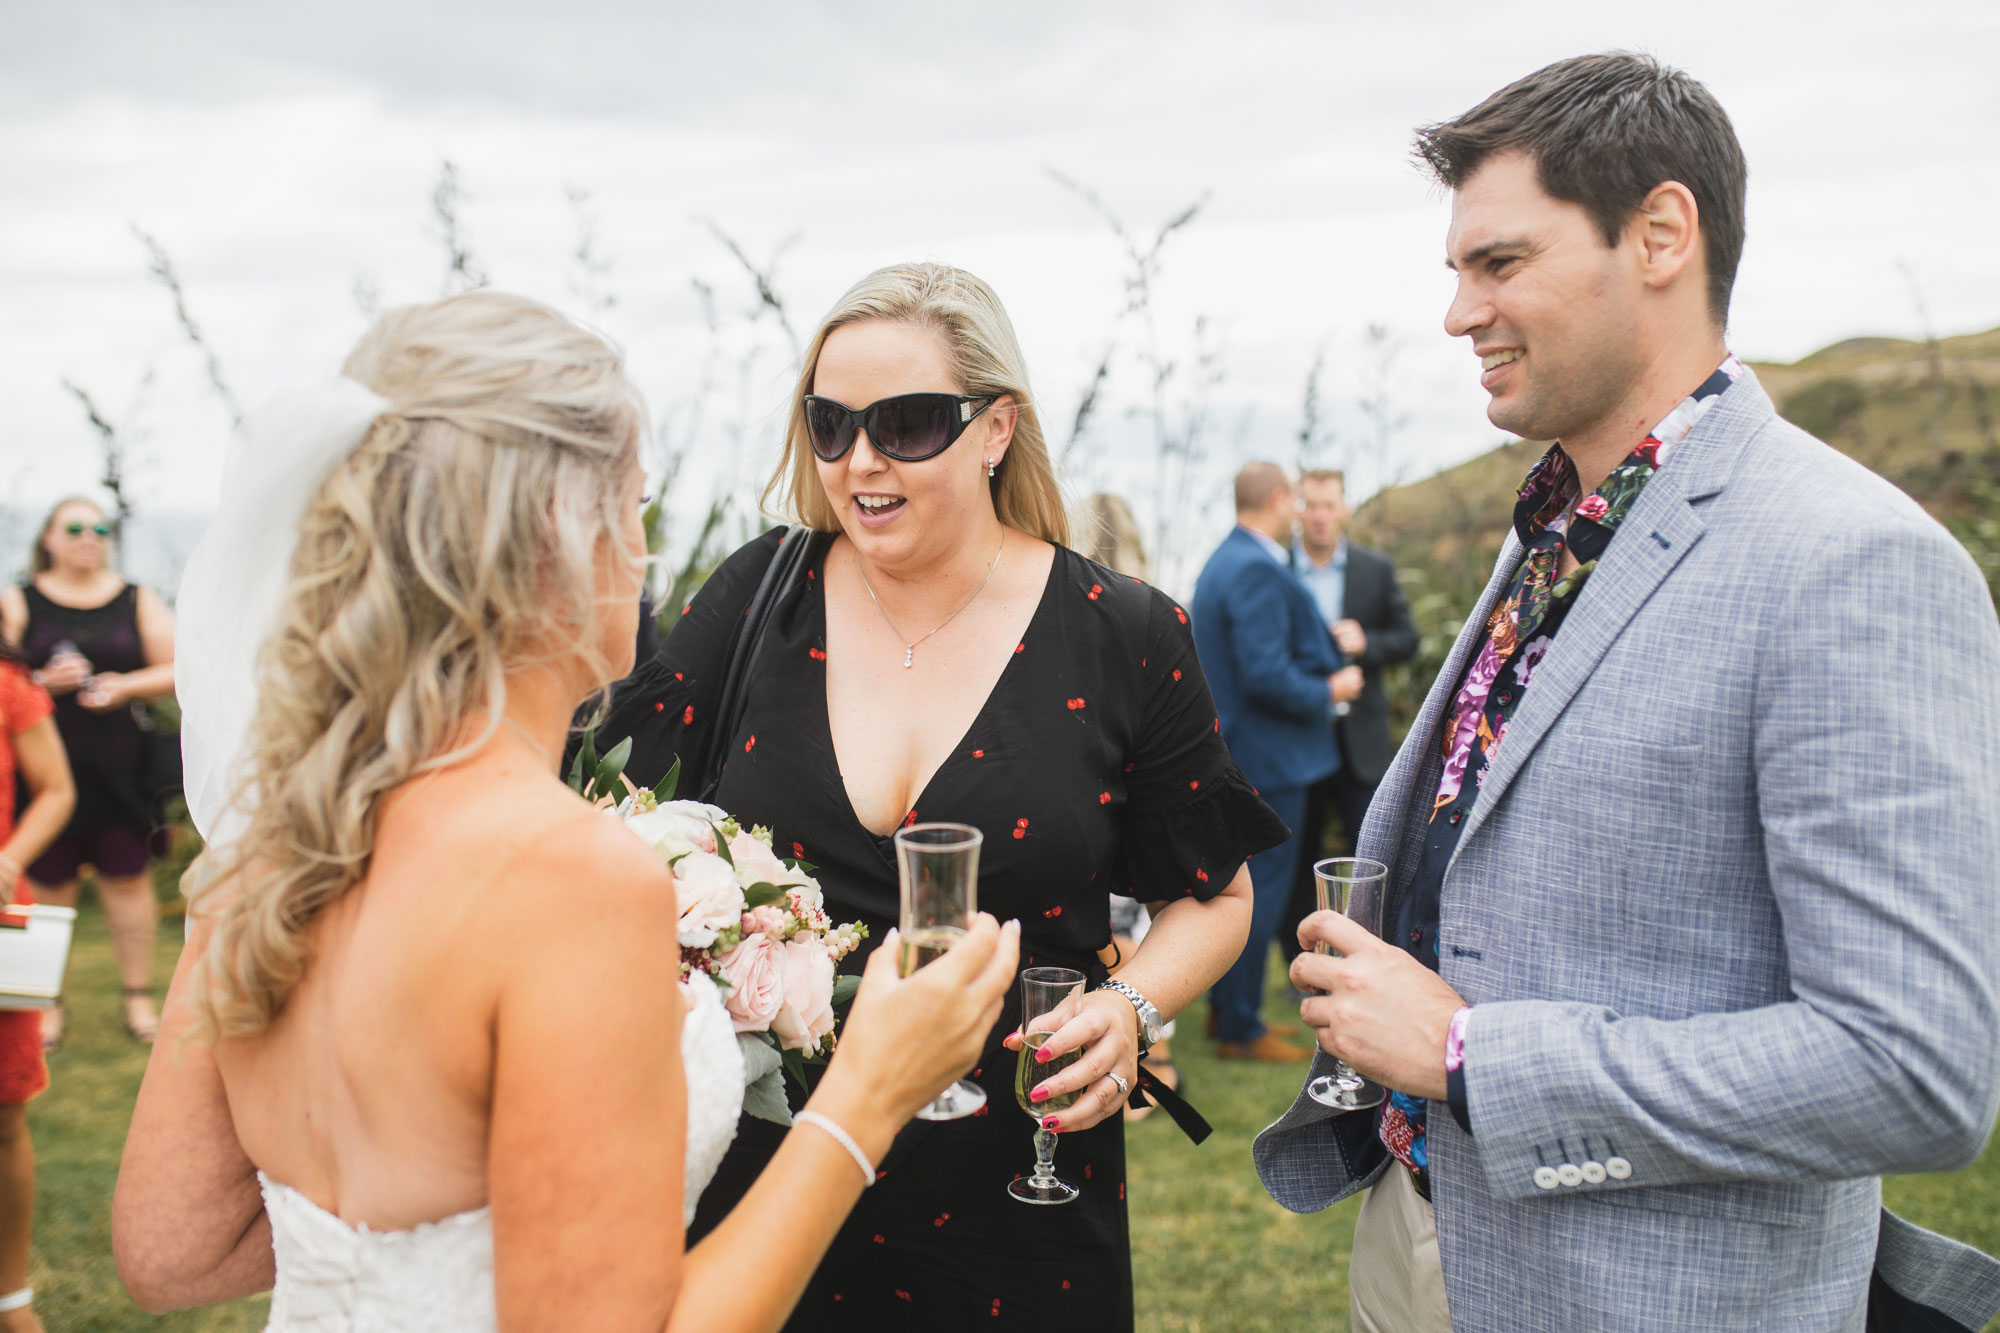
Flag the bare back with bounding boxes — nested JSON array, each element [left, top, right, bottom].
[[210, 748, 606, 1230]]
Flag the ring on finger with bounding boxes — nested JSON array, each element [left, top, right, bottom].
[[1107, 1071, 1129, 1101]]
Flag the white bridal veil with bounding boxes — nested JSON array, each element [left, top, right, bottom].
[[176, 378, 390, 850]]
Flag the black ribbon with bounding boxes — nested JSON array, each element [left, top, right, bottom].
[[1130, 1059, 1212, 1145]]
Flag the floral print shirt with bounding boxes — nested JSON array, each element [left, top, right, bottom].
[[1380, 355, 1744, 1198]]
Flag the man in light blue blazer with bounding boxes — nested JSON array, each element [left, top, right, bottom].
[[1192, 463, 1360, 1061], [1255, 53, 2000, 1333]]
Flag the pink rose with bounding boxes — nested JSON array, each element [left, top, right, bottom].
[[771, 937, 838, 1053], [741, 904, 789, 937], [717, 933, 786, 1034], [1575, 494, 1610, 522], [673, 852, 746, 949]]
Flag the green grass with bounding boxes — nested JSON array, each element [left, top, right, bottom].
[[22, 904, 1999, 1330]]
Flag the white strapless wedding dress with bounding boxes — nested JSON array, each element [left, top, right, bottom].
[[257, 974, 745, 1331]]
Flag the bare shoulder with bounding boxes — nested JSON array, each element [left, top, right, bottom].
[[466, 787, 679, 950]]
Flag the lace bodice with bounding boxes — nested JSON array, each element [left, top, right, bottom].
[[259, 974, 744, 1331]]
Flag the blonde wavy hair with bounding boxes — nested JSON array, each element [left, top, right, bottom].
[[762, 262, 1070, 547], [184, 291, 644, 1038]]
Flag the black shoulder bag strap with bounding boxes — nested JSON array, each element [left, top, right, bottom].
[[699, 525, 819, 801]]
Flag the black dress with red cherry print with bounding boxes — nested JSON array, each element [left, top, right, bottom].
[[596, 528, 1287, 1331]]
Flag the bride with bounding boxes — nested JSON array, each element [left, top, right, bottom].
[[110, 291, 1018, 1330]]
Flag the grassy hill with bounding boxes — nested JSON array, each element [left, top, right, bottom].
[[1350, 324, 2000, 733]]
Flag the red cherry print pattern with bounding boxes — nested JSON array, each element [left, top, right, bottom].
[[1190, 779, 1201, 790], [793, 841, 806, 859], [1196, 868, 1209, 883], [1087, 583, 1103, 600], [972, 748, 985, 758], [806, 568, 815, 581], [1062, 1280, 1072, 1291], [991, 1298, 1002, 1317], [1213, 716, 1220, 732], [682, 602, 692, 615], [1084, 1164, 1093, 1179], [1124, 762, 1135, 773], [873, 1234, 886, 1244], [683, 705, 695, 725], [1172, 668, 1183, 681], [1012, 818, 1028, 840], [1099, 792, 1111, 805], [809, 647, 827, 661], [1066, 697, 1087, 711], [1015, 642, 1025, 654], [896, 1290, 911, 1302], [1042, 905, 1063, 918], [674, 672, 683, 681], [653, 701, 665, 712], [744, 735, 756, 754], [903, 810, 918, 828], [1174, 605, 1188, 624]]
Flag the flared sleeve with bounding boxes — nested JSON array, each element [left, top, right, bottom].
[[1117, 586, 1291, 903], [580, 529, 787, 790]]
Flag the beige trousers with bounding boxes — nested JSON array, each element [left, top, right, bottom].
[[1349, 1165, 1454, 1333]]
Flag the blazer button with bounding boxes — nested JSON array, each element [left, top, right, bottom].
[[1533, 1166, 1560, 1190], [1605, 1157, 1633, 1180], [1556, 1163, 1584, 1187], [1581, 1161, 1608, 1184]]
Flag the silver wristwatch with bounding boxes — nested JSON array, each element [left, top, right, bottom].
[[1098, 979, 1164, 1055]]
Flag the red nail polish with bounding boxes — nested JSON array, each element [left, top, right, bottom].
[[1043, 1116, 1060, 1130], [1030, 1087, 1047, 1103], [1036, 1047, 1051, 1063]]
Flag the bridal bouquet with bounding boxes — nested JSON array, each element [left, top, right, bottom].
[[570, 739, 867, 1124]]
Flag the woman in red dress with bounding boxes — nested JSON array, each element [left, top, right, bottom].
[[0, 647, 78, 1332]]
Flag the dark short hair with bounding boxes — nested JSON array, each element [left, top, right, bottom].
[[1414, 52, 1747, 324]]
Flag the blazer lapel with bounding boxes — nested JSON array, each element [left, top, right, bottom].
[[1359, 534, 1523, 872], [1449, 375, 1769, 854]]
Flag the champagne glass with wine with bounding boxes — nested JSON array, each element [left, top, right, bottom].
[[893, 822, 988, 1120], [1008, 966, 1086, 1205], [1306, 857, 1388, 1110]]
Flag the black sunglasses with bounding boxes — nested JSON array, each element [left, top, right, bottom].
[[803, 392, 997, 463], [63, 522, 111, 538]]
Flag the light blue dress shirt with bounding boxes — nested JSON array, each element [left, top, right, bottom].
[[1294, 538, 1347, 631]]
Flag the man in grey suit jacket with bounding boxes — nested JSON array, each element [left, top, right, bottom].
[[1255, 53, 2000, 1333]]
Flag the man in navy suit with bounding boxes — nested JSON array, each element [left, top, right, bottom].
[[1193, 463, 1362, 1060]]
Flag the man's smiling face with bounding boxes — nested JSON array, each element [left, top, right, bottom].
[[1442, 148, 1645, 446]]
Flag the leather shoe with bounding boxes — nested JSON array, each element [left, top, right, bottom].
[[1214, 1032, 1314, 1062]]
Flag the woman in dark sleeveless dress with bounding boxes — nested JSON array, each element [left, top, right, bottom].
[[0, 498, 177, 1045], [593, 263, 1280, 1330]]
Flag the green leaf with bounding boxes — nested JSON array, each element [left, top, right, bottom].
[[591, 736, 633, 801], [831, 975, 861, 1007], [780, 1045, 810, 1093], [565, 745, 587, 794], [653, 755, 682, 803], [580, 726, 599, 775], [743, 882, 787, 910], [710, 828, 734, 868]]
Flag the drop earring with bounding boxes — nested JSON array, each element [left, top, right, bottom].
[[986, 458, 996, 478]]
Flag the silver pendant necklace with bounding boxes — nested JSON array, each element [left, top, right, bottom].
[[857, 532, 1007, 668]]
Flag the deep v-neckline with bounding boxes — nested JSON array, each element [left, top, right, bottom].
[[819, 545, 1063, 845]]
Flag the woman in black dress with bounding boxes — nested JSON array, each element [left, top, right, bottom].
[[598, 262, 1279, 1330], [0, 498, 177, 1046]]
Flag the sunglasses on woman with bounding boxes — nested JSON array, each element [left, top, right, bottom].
[[63, 522, 112, 538], [803, 393, 997, 463]]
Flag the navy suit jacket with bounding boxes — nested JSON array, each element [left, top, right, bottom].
[[1190, 526, 1341, 794]]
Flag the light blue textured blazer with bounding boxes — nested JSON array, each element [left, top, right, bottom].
[[1253, 371, 2000, 1332]]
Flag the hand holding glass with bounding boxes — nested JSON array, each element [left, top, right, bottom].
[[1008, 967, 1086, 1205], [893, 822, 988, 1120], [1305, 857, 1388, 1110]]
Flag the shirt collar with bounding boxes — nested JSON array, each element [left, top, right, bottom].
[[1294, 537, 1346, 571], [1238, 523, 1290, 565], [1513, 353, 1744, 549]]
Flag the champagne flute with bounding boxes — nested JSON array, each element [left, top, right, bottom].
[[893, 822, 988, 1120], [1306, 857, 1388, 1110], [1008, 967, 1086, 1205]]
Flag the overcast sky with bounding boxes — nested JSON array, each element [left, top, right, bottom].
[[4, 0, 1997, 588]]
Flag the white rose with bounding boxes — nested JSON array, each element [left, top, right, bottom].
[[624, 800, 726, 863], [673, 852, 747, 948], [727, 830, 802, 893]]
